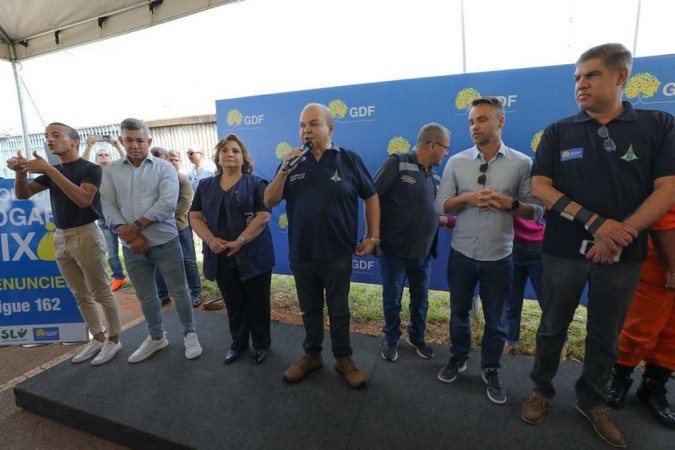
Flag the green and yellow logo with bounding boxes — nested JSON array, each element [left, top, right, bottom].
[[387, 137, 410, 155], [328, 99, 348, 120], [1, 328, 28, 340], [330, 169, 342, 182], [226, 109, 244, 127], [621, 144, 638, 162], [455, 88, 482, 112], [275, 142, 293, 160], [531, 131, 544, 153], [625, 73, 660, 103]]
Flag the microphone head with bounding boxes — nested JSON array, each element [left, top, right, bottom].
[[302, 141, 314, 152]]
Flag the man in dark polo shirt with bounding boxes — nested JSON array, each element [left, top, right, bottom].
[[265, 102, 380, 389], [6, 122, 123, 366], [374, 122, 449, 362], [521, 43, 675, 448]]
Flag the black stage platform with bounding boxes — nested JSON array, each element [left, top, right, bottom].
[[14, 310, 673, 449]]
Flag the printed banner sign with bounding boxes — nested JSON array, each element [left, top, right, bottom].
[[0, 179, 86, 345], [216, 55, 675, 295]]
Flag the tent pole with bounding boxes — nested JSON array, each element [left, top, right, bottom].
[[12, 61, 31, 157]]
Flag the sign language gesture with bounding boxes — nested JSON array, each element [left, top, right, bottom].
[[6, 150, 29, 173], [23, 151, 53, 175]]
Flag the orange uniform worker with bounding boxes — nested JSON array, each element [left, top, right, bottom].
[[606, 205, 675, 429]]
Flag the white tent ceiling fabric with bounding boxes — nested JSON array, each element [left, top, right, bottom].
[[0, 0, 240, 62]]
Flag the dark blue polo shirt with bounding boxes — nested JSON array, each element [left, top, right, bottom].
[[282, 145, 376, 262], [532, 102, 675, 262], [34, 158, 102, 229]]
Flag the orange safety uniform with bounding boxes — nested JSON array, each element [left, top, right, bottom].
[[617, 205, 675, 370]]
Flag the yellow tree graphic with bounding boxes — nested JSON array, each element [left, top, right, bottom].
[[387, 137, 410, 155], [278, 213, 288, 229], [530, 131, 543, 153], [625, 73, 660, 103], [227, 109, 243, 127], [455, 88, 481, 113], [275, 142, 293, 159], [328, 100, 348, 119]]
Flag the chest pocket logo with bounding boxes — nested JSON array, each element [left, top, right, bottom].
[[330, 169, 342, 182], [620, 144, 638, 162], [400, 174, 416, 185], [560, 148, 583, 161]]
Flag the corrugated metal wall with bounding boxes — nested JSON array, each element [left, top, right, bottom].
[[0, 116, 218, 177]]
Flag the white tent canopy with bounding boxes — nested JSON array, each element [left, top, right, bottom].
[[0, 0, 241, 62], [0, 0, 240, 153]]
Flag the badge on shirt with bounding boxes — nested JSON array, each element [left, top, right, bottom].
[[560, 148, 583, 161], [621, 144, 638, 162], [400, 174, 416, 185], [330, 169, 342, 182]]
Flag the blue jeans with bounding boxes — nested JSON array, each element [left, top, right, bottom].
[[123, 237, 196, 337], [447, 249, 512, 369], [98, 220, 125, 280], [380, 254, 431, 345], [502, 241, 543, 345], [155, 227, 202, 297], [530, 255, 642, 407]]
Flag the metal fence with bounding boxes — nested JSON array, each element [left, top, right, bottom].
[[0, 115, 218, 177]]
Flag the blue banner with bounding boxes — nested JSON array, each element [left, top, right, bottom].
[[0, 179, 86, 344], [216, 55, 675, 293]]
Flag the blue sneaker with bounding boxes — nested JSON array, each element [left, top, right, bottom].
[[381, 341, 398, 362]]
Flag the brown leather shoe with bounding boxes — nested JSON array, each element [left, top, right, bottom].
[[575, 401, 626, 448], [521, 393, 551, 425], [283, 354, 323, 383], [335, 357, 367, 388]]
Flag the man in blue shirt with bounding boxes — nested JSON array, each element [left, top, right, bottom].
[[100, 118, 202, 363], [435, 97, 542, 405], [265, 103, 380, 389]]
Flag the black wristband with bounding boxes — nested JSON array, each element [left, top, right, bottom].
[[574, 208, 594, 226], [551, 195, 573, 214], [586, 216, 606, 235]]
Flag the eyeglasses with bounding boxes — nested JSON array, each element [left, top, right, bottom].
[[187, 151, 200, 156], [97, 153, 110, 157], [477, 162, 488, 186], [597, 126, 616, 152], [429, 140, 449, 151]]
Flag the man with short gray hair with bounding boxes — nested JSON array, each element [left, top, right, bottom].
[[100, 118, 202, 363], [186, 144, 215, 190], [374, 122, 449, 363]]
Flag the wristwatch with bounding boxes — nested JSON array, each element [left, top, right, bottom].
[[367, 237, 381, 246], [133, 220, 145, 231], [237, 235, 247, 244], [507, 199, 520, 212]]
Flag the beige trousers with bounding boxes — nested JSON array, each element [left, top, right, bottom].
[[54, 222, 122, 337]]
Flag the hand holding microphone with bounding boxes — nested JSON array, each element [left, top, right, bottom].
[[283, 141, 313, 173]]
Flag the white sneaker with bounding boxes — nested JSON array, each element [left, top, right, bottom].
[[91, 340, 122, 366], [128, 333, 169, 363], [72, 340, 104, 364], [184, 332, 202, 360]]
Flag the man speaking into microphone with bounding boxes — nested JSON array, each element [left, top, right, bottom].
[[265, 102, 380, 388]]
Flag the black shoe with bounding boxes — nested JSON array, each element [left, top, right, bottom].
[[191, 294, 202, 307], [637, 376, 675, 428], [160, 296, 171, 306], [224, 349, 240, 364], [437, 357, 467, 383], [252, 349, 269, 365], [606, 364, 634, 409], [381, 341, 398, 362], [407, 337, 434, 359], [482, 368, 507, 404]]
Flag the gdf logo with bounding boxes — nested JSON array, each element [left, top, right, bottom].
[[328, 99, 375, 121], [226, 109, 265, 127], [455, 88, 517, 113]]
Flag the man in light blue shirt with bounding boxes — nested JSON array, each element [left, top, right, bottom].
[[100, 118, 202, 363], [434, 97, 542, 404]]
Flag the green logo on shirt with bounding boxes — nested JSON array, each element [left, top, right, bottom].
[[330, 169, 342, 182], [621, 144, 638, 162]]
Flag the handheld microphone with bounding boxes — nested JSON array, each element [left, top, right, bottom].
[[284, 141, 313, 172]]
